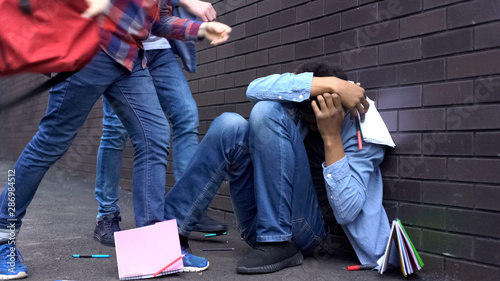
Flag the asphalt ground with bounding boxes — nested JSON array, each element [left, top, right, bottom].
[[0, 161, 437, 281]]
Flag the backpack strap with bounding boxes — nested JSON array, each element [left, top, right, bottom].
[[0, 71, 76, 111]]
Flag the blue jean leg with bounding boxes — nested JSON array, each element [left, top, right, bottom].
[[94, 48, 198, 220], [249, 101, 326, 253], [103, 66, 169, 228], [164, 109, 324, 253], [95, 97, 128, 220], [147, 49, 199, 180], [0, 51, 168, 239], [0, 51, 169, 242], [163, 113, 257, 240]]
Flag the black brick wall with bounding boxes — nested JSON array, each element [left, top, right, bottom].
[[1, 0, 499, 279]]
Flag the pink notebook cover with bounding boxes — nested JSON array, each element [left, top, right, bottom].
[[115, 219, 183, 280]]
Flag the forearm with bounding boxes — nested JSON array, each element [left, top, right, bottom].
[[310, 77, 340, 97], [323, 131, 385, 225], [323, 136, 345, 166], [153, 0, 202, 40], [311, 77, 367, 120], [151, 16, 202, 41], [246, 73, 313, 103], [323, 158, 366, 225]]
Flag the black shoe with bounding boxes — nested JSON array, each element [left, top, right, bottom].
[[192, 213, 227, 233], [236, 242, 303, 274], [94, 214, 121, 247]]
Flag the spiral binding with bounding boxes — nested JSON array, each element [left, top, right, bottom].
[[120, 267, 183, 280]]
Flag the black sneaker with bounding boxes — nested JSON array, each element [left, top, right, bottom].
[[93, 214, 121, 247], [192, 213, 227, 233], [236, 242, 303, 274]]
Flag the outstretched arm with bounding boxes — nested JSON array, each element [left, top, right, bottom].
[[198, 22, 231, 45], [152, 16, 231, 45], [152, 0, 230, 45]]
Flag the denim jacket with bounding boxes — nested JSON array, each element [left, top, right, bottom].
[[246, 73, 396, 265], [168, 5, 197, 73]]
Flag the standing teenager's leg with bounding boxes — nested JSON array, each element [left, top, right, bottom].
[[93, 98, 128, 246], [103, 57, 169, 228], [0, 50, 125, 278], [147, 49, 226, 233]]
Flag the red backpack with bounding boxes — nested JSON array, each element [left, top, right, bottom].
[[0, 0, 100, 75]]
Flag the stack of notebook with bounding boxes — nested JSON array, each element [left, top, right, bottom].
[[378, 219, 424, 276]]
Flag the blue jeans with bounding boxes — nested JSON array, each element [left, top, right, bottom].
[[164, 103, 326, 254], [0, 51, 169, 241], [95, 48, 199, 220]]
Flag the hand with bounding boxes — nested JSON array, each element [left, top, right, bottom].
[[82, 0, 110, 18], [178, 0, 217, 21], [311, 77, 369, 121], [198, 22, 232, 45], [334, 79, 369, 122], [311, 93, 345, 144]]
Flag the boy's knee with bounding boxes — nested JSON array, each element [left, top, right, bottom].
[[154, 124, 170, 145], [213, 112, 248, 130], [101, 126, 128, 150], [133, 123, 170, 153], [249, 101, 284, 126], [175, 99, 199, 123]]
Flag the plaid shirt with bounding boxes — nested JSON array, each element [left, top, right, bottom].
[[99, 0, 202, 70]]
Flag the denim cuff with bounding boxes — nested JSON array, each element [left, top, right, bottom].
[[322, 156, 349, 183], [0, 227, 19, 245], [256, 234, 292, 243]]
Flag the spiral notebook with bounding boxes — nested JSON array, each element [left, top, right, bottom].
[[115, 219, 184, 280]]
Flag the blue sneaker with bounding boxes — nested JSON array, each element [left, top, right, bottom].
[[181, 247, 209, 272], [0, 243, 27, 279]]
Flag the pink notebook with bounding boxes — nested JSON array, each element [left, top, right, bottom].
[[115, 219, 183, 280]]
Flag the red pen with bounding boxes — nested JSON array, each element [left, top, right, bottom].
[[153, 254, 185, 277], [347, 263, 377, 271], [355, 117, 363, 150]]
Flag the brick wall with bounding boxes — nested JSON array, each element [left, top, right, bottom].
[[1, 0, 499, 279]]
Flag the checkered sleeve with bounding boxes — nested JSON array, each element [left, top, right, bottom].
[[150, 0, 202, 41]]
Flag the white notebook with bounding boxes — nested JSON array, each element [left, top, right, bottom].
[[360, 98, 396, 148]]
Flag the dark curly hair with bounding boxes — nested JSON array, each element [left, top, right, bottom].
[[295, 61, 347, 124], [295, 61, 347, 80]]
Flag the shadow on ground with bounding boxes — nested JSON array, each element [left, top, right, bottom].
[[0, 161, 438, 281]]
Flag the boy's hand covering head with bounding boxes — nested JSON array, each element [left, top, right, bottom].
[[311, 93, 345, 141], [296, 61, 369, 121], [333, 79, 369, 121], [82, 0, 110, 18]]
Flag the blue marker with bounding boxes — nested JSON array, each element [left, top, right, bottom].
[[204, 232, 227, 237], [72, 254, 109, 258]]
